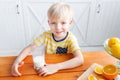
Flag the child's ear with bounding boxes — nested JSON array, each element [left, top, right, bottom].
[[69, 19, 73, 25], [48, 20, 50, 26]]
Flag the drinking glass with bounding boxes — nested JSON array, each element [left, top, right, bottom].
[[32, 44, 45, 70]]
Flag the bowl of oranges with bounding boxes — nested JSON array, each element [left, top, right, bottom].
[[104, 37, 120, 69], [104, 37, 120, 59]]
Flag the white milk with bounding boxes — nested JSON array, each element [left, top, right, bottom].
[[33, 56, 45, 70], [32, 44, 45, 70]]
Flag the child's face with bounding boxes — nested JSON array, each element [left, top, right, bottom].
[[48, 17, 72, 40]]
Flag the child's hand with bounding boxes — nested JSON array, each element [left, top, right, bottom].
[[37, 64, 60, 76], [11, 61, 24, 76]]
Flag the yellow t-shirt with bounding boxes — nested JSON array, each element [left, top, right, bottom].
[[33, 30, 80, 54]]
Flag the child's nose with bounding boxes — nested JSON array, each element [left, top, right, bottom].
[[56, 23, 62, 29]]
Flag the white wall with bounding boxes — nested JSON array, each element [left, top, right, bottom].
[[0, 0, 120, 56]]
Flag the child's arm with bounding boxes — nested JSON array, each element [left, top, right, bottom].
[[11, 44, 37, 76], [57, 50, 84, 69], [37, 50, 84, 76]]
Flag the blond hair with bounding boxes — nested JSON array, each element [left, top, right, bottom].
[[47, 2, 73, 20]]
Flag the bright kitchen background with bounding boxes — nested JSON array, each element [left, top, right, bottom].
[[0, 0, 120, 56]]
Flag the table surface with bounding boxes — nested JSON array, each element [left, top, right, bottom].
[[0, 51, 119, 80]]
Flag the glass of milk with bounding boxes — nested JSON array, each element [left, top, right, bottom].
[[32, 45, 45, 70]]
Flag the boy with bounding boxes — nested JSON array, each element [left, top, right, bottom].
[[11, 2, 84, 76]]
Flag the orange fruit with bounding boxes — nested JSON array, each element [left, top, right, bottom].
[[88, 74, 97, 80], [94, 67, 103, 75], [108, 37, 120, 48], [98, 78, 105, 80], [110, 44, 120, 58], [102, 64, 118, 80]]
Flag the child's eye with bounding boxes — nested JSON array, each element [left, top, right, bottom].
[[51, 22, 56, 25], [61, 22, 66, 25]]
